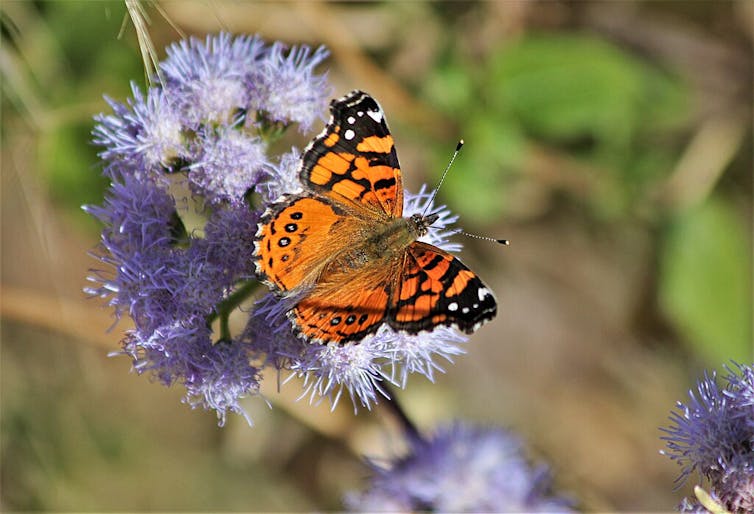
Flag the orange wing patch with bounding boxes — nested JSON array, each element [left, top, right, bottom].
[[255, 196, 349, 292], [389, 242, 496, 334], [293, 285, 389, 343], [356, 135, 394, 155], [300, 92, 404, 218], [291, 262, 396, 343]]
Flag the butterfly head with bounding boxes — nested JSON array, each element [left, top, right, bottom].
[[410, 212, 440, 238]]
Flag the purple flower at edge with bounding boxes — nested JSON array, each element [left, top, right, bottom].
[[661, 362, 754, 513]]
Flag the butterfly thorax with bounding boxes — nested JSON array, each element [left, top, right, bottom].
[[325, 213, 439, 274]]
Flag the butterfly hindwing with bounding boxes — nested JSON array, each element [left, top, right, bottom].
[[291, 263, 396, 343], [300, 90, 403, 218], [389, 241, 497, 334]]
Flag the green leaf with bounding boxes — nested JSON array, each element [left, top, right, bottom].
[[487, 34, 688, 161], [438, 114, 526, 224], [659, 197, 752, 364]]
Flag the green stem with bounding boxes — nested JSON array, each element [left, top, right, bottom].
[[209, 279, 260, 342]]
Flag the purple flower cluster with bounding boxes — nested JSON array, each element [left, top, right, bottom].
[[345, 423, 573, 512], [661, 363, 754, 513], [88, 33, 474, 424], [88, 33, 329, 425]]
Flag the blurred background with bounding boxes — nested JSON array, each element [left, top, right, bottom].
[[1, 1, 751, 511]]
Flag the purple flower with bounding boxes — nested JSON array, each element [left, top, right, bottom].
[[188, 127, 268, 203], [88, 33, 332, 424], [122, 321, 260, 427], [661, 363, 754, 513], [201, 202, 259, 279], [247, 42, 331, 132], [93, 84, 186, 175], [84, 170, 178, 327], [345, 423, 573, 512], [259, 147, 303, 203], [160, 33, 267, 126], [88, 170, 262, 424]]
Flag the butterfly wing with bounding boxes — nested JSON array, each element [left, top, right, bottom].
[[300, 90, 403, 218], [290, 261, 398, 343], [389, 241, 497, 334], [254, 195, 370, 293]]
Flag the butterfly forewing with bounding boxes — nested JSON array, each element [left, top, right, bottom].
[[255, 196, 368, 293], [300, 90, 404, 218], [389, 242, 496, 334]]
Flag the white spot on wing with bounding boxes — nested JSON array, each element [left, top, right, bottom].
[[478, 287, 490, 301], [357, 111, 364, 117], [347, 116, 356, 124], [344, 129, 355, 140], [448, 302, 458, 312], [462, 307, 470, 314], [367, 109, 383, 123]]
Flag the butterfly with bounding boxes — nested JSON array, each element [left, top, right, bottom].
[[254, 90, 496, 344]]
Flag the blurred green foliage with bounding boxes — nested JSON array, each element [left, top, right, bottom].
[[424, 33, 689, 221], [5, 1, 142, 228], [422, 31, 749, 362], [660, 197, 752, 364]]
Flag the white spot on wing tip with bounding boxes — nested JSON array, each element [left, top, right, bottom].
[[367, 109, 383, 123], [344, 129, 355, 140], [448, 302, 458, 312], [477, 287, 490, 302], [347, 116, 356, 124]]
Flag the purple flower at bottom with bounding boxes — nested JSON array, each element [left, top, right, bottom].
[[344, 423, 573, 513], [121, 321, 260, 427], [661, 363, 754, 513]]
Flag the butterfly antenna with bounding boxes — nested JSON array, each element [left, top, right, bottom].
[[423, 139, 464, 217], [462, 232, 510, 246]]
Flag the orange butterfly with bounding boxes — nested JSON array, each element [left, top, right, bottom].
[[254, 90, 496, 344]]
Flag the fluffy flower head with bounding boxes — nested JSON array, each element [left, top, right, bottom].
[[88, 33, 331, 425], [345, 423, 573, 512], [661, 363, 754, 513]]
